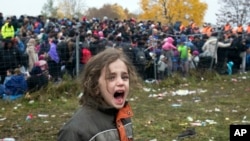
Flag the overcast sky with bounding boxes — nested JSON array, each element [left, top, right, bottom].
[[1, 0, 219, 24]]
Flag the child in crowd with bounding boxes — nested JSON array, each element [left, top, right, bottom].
[[190, 50, 200, 69], [157, 54, 167, 81], [58, 48, 140, 141], [172, 49, 180, 72], [3, 69, 14, 85], [0, 69, 14, 97], [178, 37, 189, 77], [162, 37, 176, 76]]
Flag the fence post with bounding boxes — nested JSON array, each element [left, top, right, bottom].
[[75, 28, 80, 77]]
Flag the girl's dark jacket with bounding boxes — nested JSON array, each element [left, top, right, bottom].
[[57, 101, 133, 141]]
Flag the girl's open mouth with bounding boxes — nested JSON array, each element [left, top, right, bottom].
[[114, 90, 125, 104]]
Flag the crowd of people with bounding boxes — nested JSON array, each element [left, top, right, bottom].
[[0, 11, 250, 100]]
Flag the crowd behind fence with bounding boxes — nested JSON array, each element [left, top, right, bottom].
[[0, 13, 250, 100]]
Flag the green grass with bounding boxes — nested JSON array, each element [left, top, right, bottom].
[[0, 71, 250, 141]]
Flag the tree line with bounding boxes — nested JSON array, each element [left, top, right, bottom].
[[40, 0, 250, 26]]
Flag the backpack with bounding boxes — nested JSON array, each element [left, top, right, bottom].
[[135, 48, 147, 65], [56, 40, 69, 62]]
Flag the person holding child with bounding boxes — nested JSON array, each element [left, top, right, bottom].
[[58, 48, 140, 141]]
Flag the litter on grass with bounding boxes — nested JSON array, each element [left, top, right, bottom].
[[171, 104, 182, 107], [0, 117, 7, 121], [38, 114, 49, 118], [172, 89, 207, 96], [143, 87, 151, 92]]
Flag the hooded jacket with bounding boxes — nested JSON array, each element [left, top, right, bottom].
[[1, 22, 15, 39], [4, 74, 27, 95], [162, 37, 176, 51], [48, 42, 60, 63]]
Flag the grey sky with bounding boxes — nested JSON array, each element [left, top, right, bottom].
[[1, 0, 219, 24]]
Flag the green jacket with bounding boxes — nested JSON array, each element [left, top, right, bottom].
[[178, 45, 188, 59]]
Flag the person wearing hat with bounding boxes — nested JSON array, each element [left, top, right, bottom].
[[235, 23, 244, 35], [201, 23, 208, 35], [223, 22, 232, 33]]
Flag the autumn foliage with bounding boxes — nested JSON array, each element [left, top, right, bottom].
[[138, 0, 207, 26]]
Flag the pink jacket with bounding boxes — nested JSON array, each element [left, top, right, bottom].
[[162, 37, 176, 51]]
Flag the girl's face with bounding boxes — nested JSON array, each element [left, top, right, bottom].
[[98, 59, 129, 109]]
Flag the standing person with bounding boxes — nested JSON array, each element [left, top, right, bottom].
[[1, 17, 15, 39], [80, 42, 92, 73], [177, 37, 189, 77], [58, 48, 140, 141], [0, 12, 4, 29], [162, 37, 176, 76], [26, 38, 39, 71], [199, 32, 231, 65], [48, 39, 61, 82], [157, 54, 167, 81], [0, 39, 21, 83], [134, 38, 147, 80]]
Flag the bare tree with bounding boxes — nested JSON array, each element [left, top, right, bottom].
[[85, 4, 134, 20], [41, 0, 58, 17], [57, 0, 86, 19], [216, 0, 250, 25], [85, 4, 117, 19]]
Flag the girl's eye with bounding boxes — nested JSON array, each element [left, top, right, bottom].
[[107, 76, 115, 80], [122, 76, 129, 80]]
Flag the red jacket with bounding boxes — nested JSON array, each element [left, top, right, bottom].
[[81, 48, 92, 64]]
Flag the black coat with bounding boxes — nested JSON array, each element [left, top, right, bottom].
[[0, 46, 21, 72]]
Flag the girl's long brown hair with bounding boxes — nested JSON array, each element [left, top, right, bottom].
[[79, 47, 141, 107]]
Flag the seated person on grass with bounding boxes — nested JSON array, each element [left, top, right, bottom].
[[26, 66, 48, 93], [0, 69, 14, 97], [0, 68, 27, 100]]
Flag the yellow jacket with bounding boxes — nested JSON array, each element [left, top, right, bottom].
[[1, 23, 15, 39]]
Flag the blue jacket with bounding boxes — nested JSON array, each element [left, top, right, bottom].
[[4, 74, 27, 95]]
